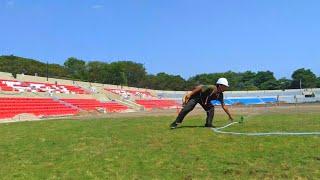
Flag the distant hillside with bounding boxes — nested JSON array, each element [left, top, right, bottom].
[[0, 55, 319, 90], [0, 55, 69, 78]]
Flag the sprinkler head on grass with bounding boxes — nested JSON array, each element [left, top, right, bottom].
[[238, 116, 244, 124]]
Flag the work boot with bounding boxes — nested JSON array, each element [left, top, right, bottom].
[[170, 121, 181, 129]]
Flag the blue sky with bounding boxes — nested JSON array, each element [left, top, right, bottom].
[[1, 0, 319, 79]]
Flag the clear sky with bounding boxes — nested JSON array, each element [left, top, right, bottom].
[[1, 0, 319, 79]]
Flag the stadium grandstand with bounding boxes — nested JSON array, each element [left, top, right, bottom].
[[0, 71, 319, 121]]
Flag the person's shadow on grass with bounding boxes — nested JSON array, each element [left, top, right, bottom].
[[173, 125, 216, 129], [171, 125, 217, 130], [176, 125, 204, 129]]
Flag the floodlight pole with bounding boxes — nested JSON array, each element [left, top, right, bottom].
[[46, 61, 49, 81], [299, 79, 301, 89]]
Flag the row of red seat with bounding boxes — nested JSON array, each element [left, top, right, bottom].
[[105, 88, 156, 99], [0, 97, 54, 100], [0, 110, 78, 119], [0, 79, 89, 94], [61, 99, 128, 112], [135, 99, 179, 109], [0, 106, 72, 110], [0, 97, 179, 119], [0, 97, 79, 119], [0, 109, 77, 115], [102, 102, 129, 112], [0, 83, 14, 91]]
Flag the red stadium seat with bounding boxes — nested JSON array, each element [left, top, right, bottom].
[[0, 79, 89, 95], [135, 99, 179, 109], [105, 88, 156, 99], [0, 97, 79, 119], [61, 99, 128, 112]]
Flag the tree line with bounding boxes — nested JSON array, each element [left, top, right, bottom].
[[1, 55, 319, 91]]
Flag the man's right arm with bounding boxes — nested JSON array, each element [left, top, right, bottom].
[[183, 85, 202, 104]]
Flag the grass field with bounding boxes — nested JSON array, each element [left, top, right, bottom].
[[0, 109, 320, 179]]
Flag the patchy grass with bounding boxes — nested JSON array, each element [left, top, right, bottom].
[[0, 111, 319, 179]]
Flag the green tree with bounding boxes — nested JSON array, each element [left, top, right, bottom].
[[104, 63, 125, 85], [291, 68, 317, 89], [0, 55, 69, 78], [113, 61, 147, 87], [120, 72, 128, 86], [187, 73, 220, 89], [141, 74, 157, 89], [278, 77, 292, 90], [220, 71, 242, 91], [99, 61, 147, 86], [141, 73, 186, 90], [4, 55, 320, 91], [260, 79, 279, 90], [87, 61, 109, 83], [64, 57, 88, 81], [238, 71, 258, 90], [254, 71, 279, 90]]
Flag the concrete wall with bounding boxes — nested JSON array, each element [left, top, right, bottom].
[[0, 72, 15, 80]]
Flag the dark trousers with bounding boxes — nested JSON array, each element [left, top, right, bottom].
[[175, 97, 215, 125]]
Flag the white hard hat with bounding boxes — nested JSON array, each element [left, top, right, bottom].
[[216, 78, 229, 87]]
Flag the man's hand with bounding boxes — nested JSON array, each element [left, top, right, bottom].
[[182, 86, 202, 105], [221, 104, 233, 122], [182, 94, 191, 105]]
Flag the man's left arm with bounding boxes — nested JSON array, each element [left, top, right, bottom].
[[221, 103, 233, 121]]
